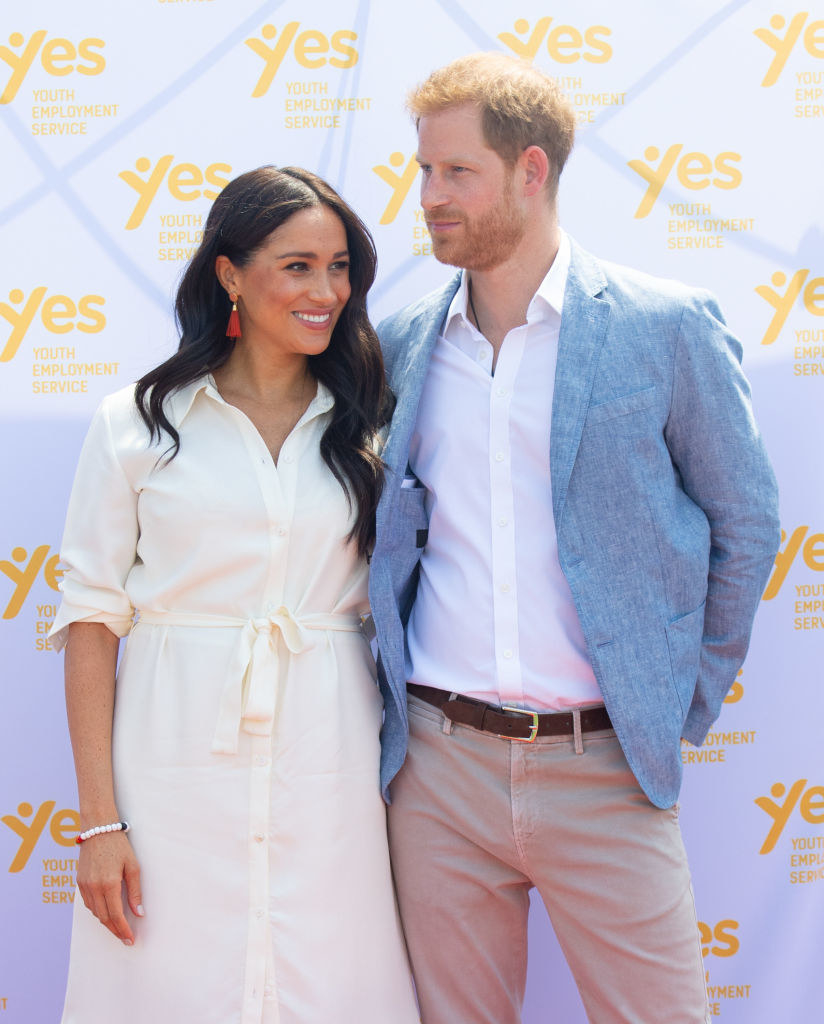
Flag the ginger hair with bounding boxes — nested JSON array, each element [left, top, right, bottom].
[[407, 52, 575, 195]]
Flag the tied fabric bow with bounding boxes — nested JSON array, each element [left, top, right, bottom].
[[135, 604, 365, 754], [211, 607, 315, 754]]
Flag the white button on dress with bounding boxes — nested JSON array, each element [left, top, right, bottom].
[[51, 377, 417, 1024]]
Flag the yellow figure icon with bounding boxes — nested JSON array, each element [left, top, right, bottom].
[[372, 153, 419, 225]]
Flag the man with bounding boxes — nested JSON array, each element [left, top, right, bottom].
[[369, 53, 779, 1024]]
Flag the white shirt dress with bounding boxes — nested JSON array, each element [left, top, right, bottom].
[[51, 377, 418, 1024]]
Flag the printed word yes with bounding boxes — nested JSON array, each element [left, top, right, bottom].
[[755, 270, 824, 345], [119, 156, 231, 230], [0, 545, 62, 619], [0, 30, 104, 104], [755, 779, 824, 854], [762, 526, 824, 600], [698, 920, 740, 958], [755, 13, 824, 86], [2, 801, 79, 873], [627, 145, 742, 219], [246, 23, 358, 98], [372, 153, 419, 225], [497, 16, 612, 63], [1, 288, 105, 363]]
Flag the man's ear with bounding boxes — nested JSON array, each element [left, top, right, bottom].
[[521, 145, 550, 197]]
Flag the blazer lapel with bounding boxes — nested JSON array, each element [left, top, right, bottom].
[[382, 275, 460, 475], [551, 241, 611, 523]]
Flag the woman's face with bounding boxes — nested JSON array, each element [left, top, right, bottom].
[[231, 204, 351, 358]]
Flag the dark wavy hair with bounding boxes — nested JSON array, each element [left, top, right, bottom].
[[135, 165, 392, 555]]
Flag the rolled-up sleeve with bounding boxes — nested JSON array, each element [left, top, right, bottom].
[[50, 396, 139, 651]]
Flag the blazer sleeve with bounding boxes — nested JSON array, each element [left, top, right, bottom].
[[664, 291, 780, 744]]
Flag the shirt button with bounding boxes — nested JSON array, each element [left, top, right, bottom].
[[255, 755, 269, 767], [253, 832, 265, 843], [495, 452, 505, 462], [496, 387, 508, 397], [278, 528, 287, 537], [498, 517, 508, 527], [256, 908, 264, 918], [283, 454, 294, 464], [503, 649, 514, 659], [500, 583, 511, 593]]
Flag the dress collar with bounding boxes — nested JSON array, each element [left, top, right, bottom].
[[165, 374, 335, 429]]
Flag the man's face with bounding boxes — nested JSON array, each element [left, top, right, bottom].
[[416, 103, 527, 272]]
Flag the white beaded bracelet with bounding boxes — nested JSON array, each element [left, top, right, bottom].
[[75, 821, 130, 845]]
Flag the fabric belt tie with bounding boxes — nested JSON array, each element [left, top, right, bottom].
[[407, 683, 612, 741], [137, 608, 364, 754]]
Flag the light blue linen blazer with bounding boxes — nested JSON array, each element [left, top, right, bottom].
[[369, 239, 780, 809]]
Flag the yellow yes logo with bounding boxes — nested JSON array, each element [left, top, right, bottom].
[[754, 13, 824, 87], [118, 156, 231, 230], [2, 800, 79, 872], [627, 145, 742, 219], [762, 526, 824, 600], [0, 545, 62, 619], [372, 153, 419, 225], [497, 17, 612, 63], [0, 30, 105, 104], [246, 23, 358, 98], [0, 289, 105, 363], [697, 920, 740, 958], [723, 670, 744, 705], [755, 779, 824, 854], [755, 270, 824, 345]]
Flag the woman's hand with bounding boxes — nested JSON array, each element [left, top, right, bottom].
[[64, 623, 143, 944], [77, 831, 143, 945]]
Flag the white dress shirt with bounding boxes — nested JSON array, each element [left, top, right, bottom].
[[406, 232, 603, 710]]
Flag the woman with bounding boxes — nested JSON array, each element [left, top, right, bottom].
[[51, 166, 418, 1023]]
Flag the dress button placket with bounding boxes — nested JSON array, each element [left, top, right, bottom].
[[241, 731, 277, 1022], [234, 413, 289, 1024], [235, 400, 323, 1022]]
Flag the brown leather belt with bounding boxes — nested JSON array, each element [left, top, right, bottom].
[[407, 684, 612, 743]]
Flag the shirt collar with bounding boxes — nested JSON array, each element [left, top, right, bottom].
[[166, 375, 211, 428], [165, 373, 335, 429], [443, 229, 571, 333]]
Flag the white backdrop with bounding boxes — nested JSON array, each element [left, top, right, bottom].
[[1, 2, 822, 1020]]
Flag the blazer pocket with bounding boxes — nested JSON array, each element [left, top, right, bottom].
[[665, 601, 706, 715], [394, 486, 429, 566], [397, 483, 428, 522], [393, 486, 429, 613], [585, 385, 657, 426]]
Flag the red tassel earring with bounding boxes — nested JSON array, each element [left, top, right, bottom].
[[226, 292, 241, 339]]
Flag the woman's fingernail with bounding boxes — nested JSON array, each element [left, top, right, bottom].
[[136, 905, 145, 917], [123, 939, 133, 947]]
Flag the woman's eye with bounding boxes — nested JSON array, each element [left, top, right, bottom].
[[330, 261, 350, 273]]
